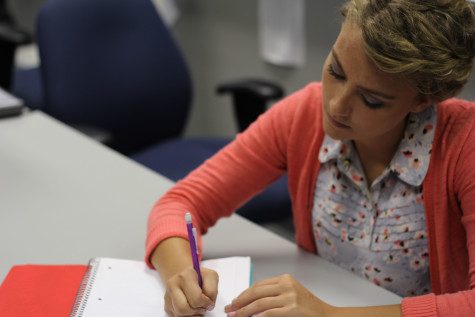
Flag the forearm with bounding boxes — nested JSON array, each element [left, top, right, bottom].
[[331, 304, 401, 317], [150, 237, 193, 283]]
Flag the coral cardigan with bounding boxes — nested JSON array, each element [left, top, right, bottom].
[[146, 82, 475, 317]]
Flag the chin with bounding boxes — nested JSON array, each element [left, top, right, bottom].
[[323, 120, 350, 141]]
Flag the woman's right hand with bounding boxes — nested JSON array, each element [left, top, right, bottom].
[[151, 237, 218, 316], [164, 266, 219, 317]]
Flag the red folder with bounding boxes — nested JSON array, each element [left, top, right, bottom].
[[0, 264, 87, 317]]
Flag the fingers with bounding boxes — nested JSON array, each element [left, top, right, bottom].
[[164, 267, 218, 316], [230, 276, 282, 309], [224, 277, 282, 316], [201, 268, 219, 310], [224, 274, 300, 317], [226, 296, 281, 317], [165, 291, 208, 317]]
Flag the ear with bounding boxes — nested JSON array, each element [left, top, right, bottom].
[[411, 94, 434, 113]]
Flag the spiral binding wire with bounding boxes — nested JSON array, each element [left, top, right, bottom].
[[69, 258, 101, 317]]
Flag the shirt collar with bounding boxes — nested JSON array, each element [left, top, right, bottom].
[[319, 105, 437, 186], [388, 105, 437, 186], [319, 137, 351, 163]]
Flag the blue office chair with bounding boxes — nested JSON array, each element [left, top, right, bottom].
[[12, 0, 292, 224]]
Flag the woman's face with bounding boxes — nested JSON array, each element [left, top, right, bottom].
[[321, 22, 430, 145]]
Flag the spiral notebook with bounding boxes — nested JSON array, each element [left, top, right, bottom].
[[70, 257, 251, 317]]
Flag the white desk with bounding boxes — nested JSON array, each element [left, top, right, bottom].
[[204, 216, 402, 307], [0, 111, 174, 280], [0, 111, 401, 307]]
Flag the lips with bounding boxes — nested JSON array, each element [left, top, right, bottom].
[[327, 112, 351, 129]]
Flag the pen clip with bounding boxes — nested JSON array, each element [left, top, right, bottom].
[[192, 227, 199, 255]]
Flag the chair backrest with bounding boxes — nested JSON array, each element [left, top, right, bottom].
[[37, 0, 192, 154]]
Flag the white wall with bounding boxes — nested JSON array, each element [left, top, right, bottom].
[[10, 0, 475, 139], [172, 0, 475, 139], [172, 0, 346, 138]]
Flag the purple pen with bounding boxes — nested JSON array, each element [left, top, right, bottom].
[[185, 212, 202, 288]]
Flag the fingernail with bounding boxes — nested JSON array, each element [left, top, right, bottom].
[[207, 304, 215, 311], [227, 312, 236, 317], [224, 304, 232, 312]]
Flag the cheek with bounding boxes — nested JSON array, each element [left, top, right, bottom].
[[321, 57, 332, 102], [353, 111, 404, 136], [321, 71, 333, 108]]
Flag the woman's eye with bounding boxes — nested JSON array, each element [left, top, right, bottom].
[[362, 94, 384, 109], [328, 64, 345, 80]]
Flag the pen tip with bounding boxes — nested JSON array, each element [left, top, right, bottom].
[[185, 212, 192, 223]]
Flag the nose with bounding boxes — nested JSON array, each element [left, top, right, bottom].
[[328, 85, 353, 118]]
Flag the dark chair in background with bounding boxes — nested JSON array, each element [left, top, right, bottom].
[[11, 0, 292, 224], [0, 0, 31, 91]]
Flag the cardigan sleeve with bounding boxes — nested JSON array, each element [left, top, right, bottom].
[[436, 102, 475, 316], [144, 84, 317, 267], [402, 100, 475, 316], [455, 104, 475, 296]]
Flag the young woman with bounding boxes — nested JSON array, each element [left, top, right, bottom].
[[146, 1, 475, 316]]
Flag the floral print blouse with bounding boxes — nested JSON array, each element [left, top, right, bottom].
[[312, 105, 437, 297]]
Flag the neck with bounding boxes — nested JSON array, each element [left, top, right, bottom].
[[353, 118, 407, 186]]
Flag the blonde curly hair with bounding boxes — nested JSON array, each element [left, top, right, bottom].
[[341, 0, 475, 101]]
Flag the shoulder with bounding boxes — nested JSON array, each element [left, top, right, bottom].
[[291, 81, 323, 107], [435, 98, 475, 139], [257, 82, 323, 135], [273, 81, 322, 111], [432, 98, 475, 171], [437, 98, 475, 123], [239, 82, 323, 151], [271, 81, 323, 124]]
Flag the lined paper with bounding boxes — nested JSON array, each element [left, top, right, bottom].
[[71, 257, 251, 317]]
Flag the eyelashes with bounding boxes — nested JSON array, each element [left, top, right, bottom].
[[361, 95, 384, 109], [327, 64, 345, 80], [327, 63, 385, 109]]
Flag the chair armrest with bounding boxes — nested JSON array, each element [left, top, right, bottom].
[[216, 79, 284, 132], [0, 0, 32, 45], [0, 24, 31, 44]]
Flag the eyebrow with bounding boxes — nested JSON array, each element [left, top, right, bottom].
[[331, 49, 396, 100]]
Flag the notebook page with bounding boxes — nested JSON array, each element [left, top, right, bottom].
[[72, 256, 251, 317]]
